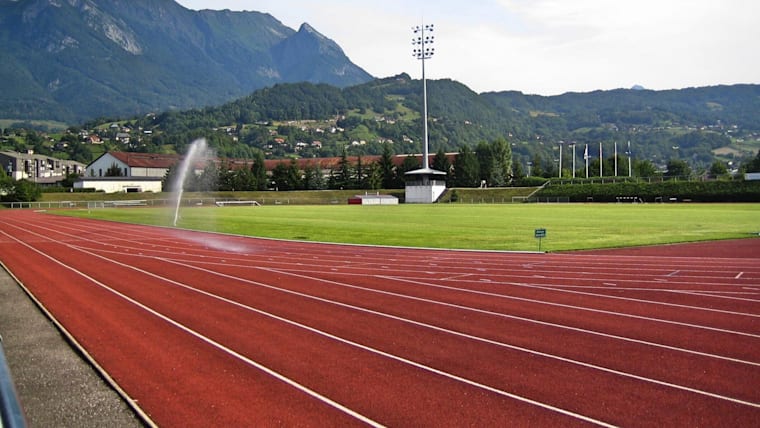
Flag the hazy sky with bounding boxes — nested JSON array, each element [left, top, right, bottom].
[[175, 0, 759, 95]]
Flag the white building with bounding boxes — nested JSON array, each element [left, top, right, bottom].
[[404, 168, 447, 203], [348, 193, 399, 205], [85, 151, 181, 178], [73, 177, 163, 193], [78, 151, 182, 193], [0, 150, 85, 184]]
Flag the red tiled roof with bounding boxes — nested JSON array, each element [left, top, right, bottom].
[[108, 152, 183, 168], [107, 152, 457, 172]]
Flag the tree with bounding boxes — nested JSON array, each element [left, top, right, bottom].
[[432, 148, 451, 183], [355, 155, 365, 189], [194, 162, 218, 191], [512, 159, 525, 179], [708, 160, 728, 178], [0, 166, 12, 196], [330, 147, 353, 190], [251, 150, 268, 190], [1, 179, 41, 202], [490, 137, 512, 186], [397, 155, 421, 180], [530, 154, 544, 177], [378, 143, 397, 189], [232, 167, 256, 191], [475, 141, 493, 185], [302, 162, 324, 190], [365, 161, 382, 190], [746, 149, 760, 173], [665, 159, 692, 178], [452, 145, 479, 187], [633, 159, 658, 178], [270, 161, 301, 191]]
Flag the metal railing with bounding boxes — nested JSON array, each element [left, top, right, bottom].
[[0, 336, 26, 428]]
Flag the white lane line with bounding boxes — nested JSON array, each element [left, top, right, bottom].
[[667, 270, 681, 277], [410, 278, 760, 338], [84, 246, 760, 367], [32, 219, 755, 291], [0, 229, 385, 428], [154, 254, 760, 409], [1, 220, 616, 427], [736, 272, 744, 279], [11, 218, 760, 326], [9, 219, 760, 413], [65, 249, 760, 368], [71, 247, 617, 426]]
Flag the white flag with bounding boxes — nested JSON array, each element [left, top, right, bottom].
[[584, 145, 588, 160]]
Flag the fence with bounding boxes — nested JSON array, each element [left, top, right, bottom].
[[548, 175, 715, 186], [1, 196, 347, 210]]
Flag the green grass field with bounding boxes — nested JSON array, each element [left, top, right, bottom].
[[58, 203, 760, 252]]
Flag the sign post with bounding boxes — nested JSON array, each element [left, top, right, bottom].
[[534, 228, 547, 252]]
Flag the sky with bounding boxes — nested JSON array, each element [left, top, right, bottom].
[[175, 0, 760, 95]]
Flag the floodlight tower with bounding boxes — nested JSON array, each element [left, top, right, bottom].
[[405, 22, 446, 203], [413, 23, 434, 169]]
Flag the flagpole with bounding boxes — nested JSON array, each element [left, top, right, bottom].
[[599, 142, 603, 177], [585, 144, 589, 178], [614, 141, 618, 177], [571, 143, 576, 179], [628, 141, 632, 177]]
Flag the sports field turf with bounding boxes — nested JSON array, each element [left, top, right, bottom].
[[58, 203, 760, 251]]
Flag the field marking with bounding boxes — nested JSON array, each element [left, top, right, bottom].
[[0, 228, 386, 428], [241, 266, 760, 408], [0, 218, 618, 426], [31, 216, 760, 286], [62, 244, 619, 426], [36, 228, 760, 374], [48, 244, 760, 371], [6, 216, 760, 419], [9, 217, 759, 321], [159, 255, 760, 411], [736, 272, 745, 279], [496, 281, 760, 319]]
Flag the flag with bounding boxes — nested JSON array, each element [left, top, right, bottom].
[[583, 144, 588, 160]]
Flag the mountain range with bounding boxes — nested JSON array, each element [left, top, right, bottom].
[[0, 0, 372, 122], [2, 0, 759, 171]]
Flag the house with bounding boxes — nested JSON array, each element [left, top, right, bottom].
[[86, 135, 103, 144], [85, 151, 183, 178], [78, 151, 184, 193], [0, 150, 85, 185]]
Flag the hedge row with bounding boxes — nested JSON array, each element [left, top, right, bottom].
[[536, 180, 760, 202]]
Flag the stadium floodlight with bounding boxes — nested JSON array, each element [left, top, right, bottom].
[[412, 23, 434, 169]]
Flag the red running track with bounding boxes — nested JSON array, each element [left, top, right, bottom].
[[0, 209, 759, 427]]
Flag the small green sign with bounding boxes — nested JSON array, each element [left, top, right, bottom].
[[534, 228, 547, 238]]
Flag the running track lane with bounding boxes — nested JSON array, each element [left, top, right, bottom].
[[0, 210, 758, 426]]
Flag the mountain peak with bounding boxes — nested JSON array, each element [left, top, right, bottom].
[[271, 22, 372, 88], [0, 1, 372, 122], [298, 22, 318, 33]]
